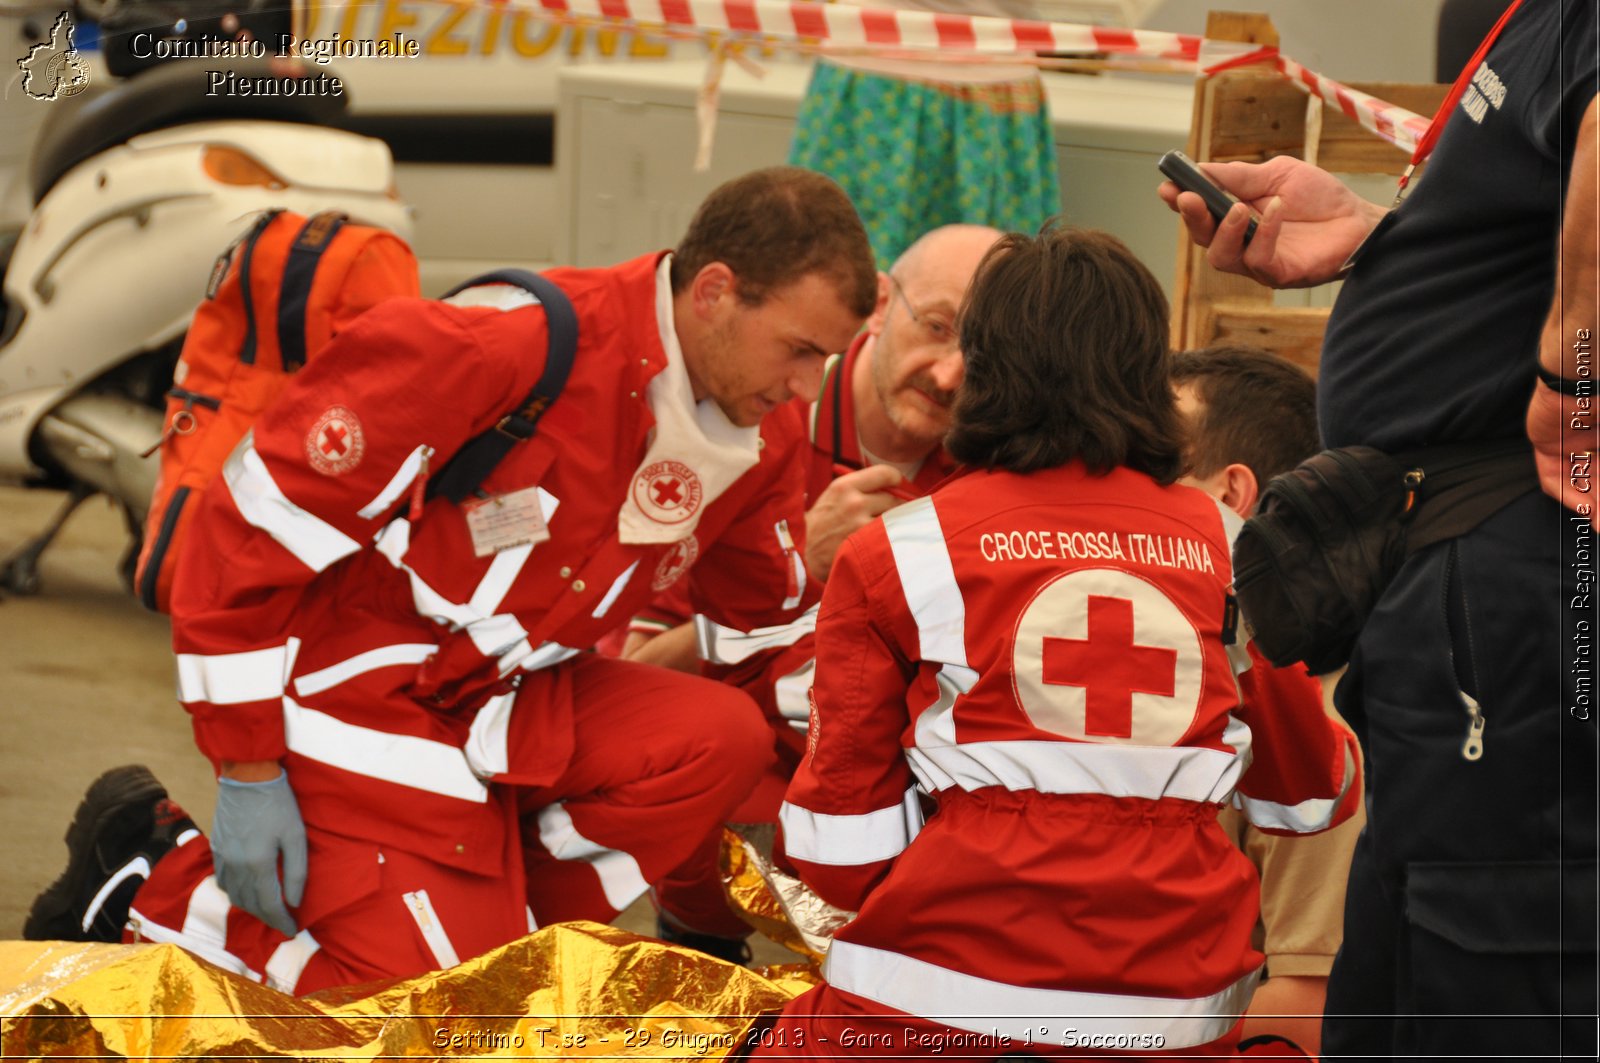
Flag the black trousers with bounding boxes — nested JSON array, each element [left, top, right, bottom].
[[1323, 491, 1598, 1059]]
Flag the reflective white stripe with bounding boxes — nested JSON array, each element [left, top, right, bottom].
[[357, 444, 433, 520], [1222, 713, 1252, 762], [406, 565, 482, 630], [1236, 736, 1358, 833], [825, 939, 1258, 1047], [467, 613, 532, 660], [82, 856, 149, 933], [882, 498, 967, 666], [913, 663, 975, 754], [591, 560, 640, 619], [526, 906, 538, 933], [1212, 494, 1261, 676], [176, 645, 289, 705], [775, 518, 804, 610], [513, 641, 582, 673], [224, 439, 360, 572], [470, 542, 534, 616], [284, 696, 488, 803], [175, 828, 201, 848], [535, 802, 649, 911], [375, 518, 410, 566], [444, 283, 540, 311], [183, 875, 236, 952], [264, 930, 322, 993], [464, 690, 516, 779], [779, 788, 923, 866], [292, 643, 436, 698], [695, 605, 819, 666], [907, 739, 1245, 804], [128, 894, 261, 983], [773, 657, 815, 723], [403, 889, 461, 968], [372, 522, 562, 678]]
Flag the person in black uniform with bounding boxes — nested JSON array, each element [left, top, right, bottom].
[[1160, 2, 1597, 1058]]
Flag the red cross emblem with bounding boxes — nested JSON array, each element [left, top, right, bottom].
[[633, 460, 702, 524], [1011, 567, 1201, 746], [652, 477, 683, 507], [652, 534, 700, 590], [1043, 595, 1177, 739], [305, 405, 365, 476], [319, 423, 348, 457]]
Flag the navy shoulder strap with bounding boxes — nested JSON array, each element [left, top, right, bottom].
[[426, 268, 580, 503], [224, 208, 284, 367], [277, 211, 348, 372]]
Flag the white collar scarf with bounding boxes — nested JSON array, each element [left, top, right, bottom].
[[617, 255, 762, 544]]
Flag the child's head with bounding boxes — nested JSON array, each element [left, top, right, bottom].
[[1171, 345, 1318, 517]]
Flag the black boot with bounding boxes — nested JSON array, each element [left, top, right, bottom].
[[655, 914, 753, 966], [25, 765, 196, 942]]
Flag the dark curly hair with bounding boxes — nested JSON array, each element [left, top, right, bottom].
[[947, 225, 1184, 482]]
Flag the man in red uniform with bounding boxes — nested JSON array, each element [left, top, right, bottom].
[[25, 167, 877, 994], [609, 224, 1002, 955], [757, 228, 1360, 1059]]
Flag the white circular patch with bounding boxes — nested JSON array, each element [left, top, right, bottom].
[[633, 460, 703, 525], [1010, 567, 1203, 747], [652, 535, 700, 591], [305, 405, 366, 476]]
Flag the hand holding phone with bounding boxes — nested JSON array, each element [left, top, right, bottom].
[[1158, 150, 1257, 246]]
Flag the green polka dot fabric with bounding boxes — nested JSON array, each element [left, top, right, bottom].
[[789, 59, 1062, 269]]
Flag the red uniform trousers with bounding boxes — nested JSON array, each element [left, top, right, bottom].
[[127, 654, 773, 993], [653, 642, 811, 938]]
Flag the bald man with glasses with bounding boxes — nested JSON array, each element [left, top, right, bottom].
[[610, 224, 1003, 961]]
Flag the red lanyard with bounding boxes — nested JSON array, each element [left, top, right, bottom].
[[1397, 0, 1523, 199]]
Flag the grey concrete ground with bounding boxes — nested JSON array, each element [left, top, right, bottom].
[[0, 484, 787, 965], [1, 485, 215, 939]]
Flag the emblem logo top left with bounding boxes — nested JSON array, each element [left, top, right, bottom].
[[306, 405, 367, 476], [17, 12, 91, 102]]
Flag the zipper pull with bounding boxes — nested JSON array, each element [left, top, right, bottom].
[[140, 401, 199, 459], [776, 519, 799, 599], [1460, 690, 1486, 761], [409, 446, 433, 521]]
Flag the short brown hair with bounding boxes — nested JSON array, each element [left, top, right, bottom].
[[670, 166, 877, 318], [947, 225, 1183, 481], [1171, 345, 1318, 484]]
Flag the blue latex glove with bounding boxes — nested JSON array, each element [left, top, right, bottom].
[[211, 771, 307, 938]]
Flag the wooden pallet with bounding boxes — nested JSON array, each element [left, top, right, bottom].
[[1170, 11, 1449, 375]]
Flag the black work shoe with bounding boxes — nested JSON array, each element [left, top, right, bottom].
[[655, 915, 754, 966], [24, 765, 194, 943]]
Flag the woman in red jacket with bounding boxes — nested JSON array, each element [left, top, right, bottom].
[[755, 226, 1361, 1060]]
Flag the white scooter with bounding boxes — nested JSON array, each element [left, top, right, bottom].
[[0, 57, 412, 594]]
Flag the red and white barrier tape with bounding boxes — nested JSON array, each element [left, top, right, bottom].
[[488, 0, 1433, 156], [502, 0, 1216, 60], [1271, 53, 1431, 156]]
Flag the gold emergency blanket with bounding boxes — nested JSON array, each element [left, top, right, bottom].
[[0, 922, 818, 1059], [721, 826, 852, 963]]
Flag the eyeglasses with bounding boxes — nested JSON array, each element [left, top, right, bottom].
[[887, 274, 958, 350]]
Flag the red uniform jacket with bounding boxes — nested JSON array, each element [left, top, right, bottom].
[[777, 463, 1360, 1049], [631, 334, 959, 762], [170, 252, 815, 876]]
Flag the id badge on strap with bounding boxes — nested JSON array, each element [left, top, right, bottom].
[[464, 487, 551, 557]]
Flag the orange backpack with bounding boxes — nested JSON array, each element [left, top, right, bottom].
[[135, 209, 420, 612]]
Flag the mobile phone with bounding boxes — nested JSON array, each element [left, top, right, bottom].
[[1158, 150, 1257, 246]]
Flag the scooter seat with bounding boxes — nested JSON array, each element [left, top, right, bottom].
[[29, 58, 349, 204]]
